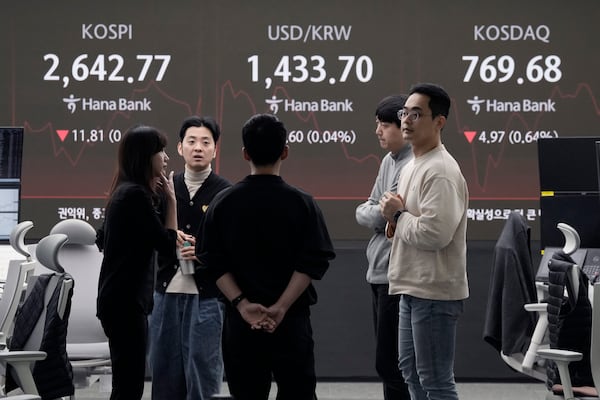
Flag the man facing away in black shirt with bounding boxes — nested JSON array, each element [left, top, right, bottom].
[[197, 113, 336, 400]]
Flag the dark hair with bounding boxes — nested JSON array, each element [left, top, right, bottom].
[[375, 95, 407, 127], [179, 115, 221, 143], [409, 83, 451, 118], [109, 124, 167, 195], [242, 114, 287, 166]]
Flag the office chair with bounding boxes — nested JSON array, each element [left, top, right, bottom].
[[0, 222, 44, 400], [0, 222, 37, 350], [485, 216, 586, 386], [47, 219, 111, 390], [536, 225, 599, 400], [1, 232, 74, 399], [484, 211, 549, 381]]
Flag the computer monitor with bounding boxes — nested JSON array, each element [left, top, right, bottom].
[[540, 194, 600, 249], [538, 136, 600, 249], [538, 136, 600, 193], [0, 127, 24, 241]]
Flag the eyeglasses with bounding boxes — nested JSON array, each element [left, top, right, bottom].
[[397, 109, 432, 122]]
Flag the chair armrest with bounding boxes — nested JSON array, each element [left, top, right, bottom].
[[524, 303, 548, 313], [537, 349, 582, 400], [0, 350, 47, 362], [537, 349, 583, 363], [0, 351, 47, 395]]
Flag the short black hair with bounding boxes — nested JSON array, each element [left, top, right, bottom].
[[242, 114, 287, 166], [409, 83, 451, 118], [375, 95, 407, 127], [179, 115, 221, 143]]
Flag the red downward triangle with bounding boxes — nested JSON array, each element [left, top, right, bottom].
[[56, 129, 69, 142], [463, 131, 477, 143]]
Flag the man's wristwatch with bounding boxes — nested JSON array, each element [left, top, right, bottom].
[[393, 210, 403, 223], [231, 294, 246, 308]]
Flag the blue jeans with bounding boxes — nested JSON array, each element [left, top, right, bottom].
[[398, 295, 463, 400], [149, 292, 225, 400]]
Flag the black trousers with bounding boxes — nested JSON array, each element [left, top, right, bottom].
[[223, 308, 317, 400], [371, 284, 410, 400], [100, 309, 148, 400]]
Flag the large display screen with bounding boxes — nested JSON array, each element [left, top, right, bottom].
[[2, 1, 599, 241]]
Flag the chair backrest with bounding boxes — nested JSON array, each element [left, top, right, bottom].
[[0, 222, 37, 347], [17, 233, 73, 346], [7, 233, 75, 399], [49, 219, 106, 344], [0, 261, 36, 347], [546, 250, 594, 392]]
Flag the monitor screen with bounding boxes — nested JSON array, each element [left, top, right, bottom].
[[540, 194, 600, 249], [538, 137, 600, 193], [3, 2, 600, 241], [538, 136, 600, 249], [0, 127, 24, 241]]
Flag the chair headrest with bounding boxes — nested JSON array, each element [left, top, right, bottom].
[[9, 220, 34, 259], [557, 222, 580, 255], [50, 219, 96, 246], [35, 233, 68, 273]]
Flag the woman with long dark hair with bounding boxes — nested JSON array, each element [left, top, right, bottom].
[[96, 124, 177, 400]]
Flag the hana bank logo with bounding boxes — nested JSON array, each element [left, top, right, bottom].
[[264, 95, 353, 114], [63, 94, 81, 114], [266, 95, 284, 114], [62, 94, 152, 113], [466, 95, 556, 114], [467, 96, 485, 115]]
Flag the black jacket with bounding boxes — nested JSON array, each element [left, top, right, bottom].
[[155, 171, 231, 296], [97, 182, 177, 317], [483, 211, 537, 355]]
